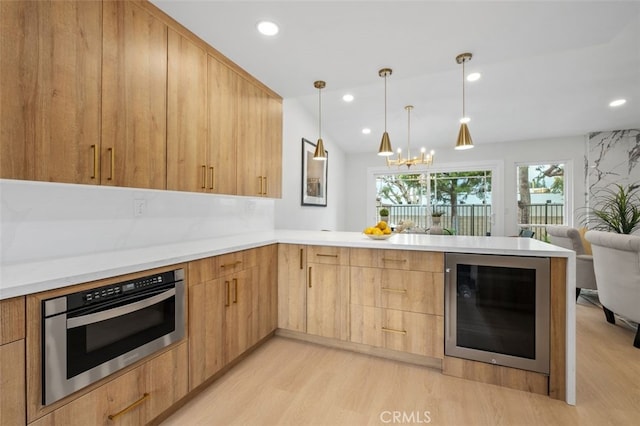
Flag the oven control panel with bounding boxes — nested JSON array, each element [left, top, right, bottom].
[[64, 269, 183, 311]]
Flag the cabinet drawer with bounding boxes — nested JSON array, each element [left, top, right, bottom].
[[350, 248, 443, 272], [307, 245, 350, 265], [350, 305, 444, 358], [350, 267, 444, 315], [189, 249, 256, 282], [216, 250, 253, 277], [30, 342, 188, 426]]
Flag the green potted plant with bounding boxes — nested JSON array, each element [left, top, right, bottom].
[[582, 183, 640, 234], [379, 208, 389, 222]]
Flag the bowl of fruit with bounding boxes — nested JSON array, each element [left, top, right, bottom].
[[363, 221, 393, 240]]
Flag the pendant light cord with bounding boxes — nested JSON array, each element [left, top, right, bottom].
[[384, 74, 388, 131], [318, 86, 322, 139], [462, 58, 466, 118]]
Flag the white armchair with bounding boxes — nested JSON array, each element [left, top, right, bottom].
[[585, 230, 640, 348], [546, 225, 597, 299]]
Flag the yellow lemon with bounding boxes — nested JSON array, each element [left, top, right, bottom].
[[377, 221, 388, 231], [364, 227, 374, 235], [383, 227, 391, 235], [372, 227, 383, 235]]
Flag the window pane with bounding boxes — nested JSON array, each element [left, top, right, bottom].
[[516, 164, 565, 239], [375, 170, 492, 236]]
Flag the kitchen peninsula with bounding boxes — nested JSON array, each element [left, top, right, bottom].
[[1, 231, 576, 419]]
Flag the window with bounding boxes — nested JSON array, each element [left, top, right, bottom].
[[516, 163, 565, 239], [375, 169, 493, 236]]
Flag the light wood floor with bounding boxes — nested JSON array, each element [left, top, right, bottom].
[[161, 300, 640, 426]]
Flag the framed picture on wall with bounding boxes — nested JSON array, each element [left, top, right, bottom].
[[301, 138, 328, 206]]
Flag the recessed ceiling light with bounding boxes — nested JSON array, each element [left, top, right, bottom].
[[257, 21, 279, 36], [342, 94, 354, 102], [460, 117, 471, 124], [362, 128, 371, 135], [609, 99, 626, 107], [467, 72, 481, 82]]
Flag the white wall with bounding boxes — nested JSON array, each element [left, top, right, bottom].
[[345, 135, 587, 236], [275, 98, 348, 231]]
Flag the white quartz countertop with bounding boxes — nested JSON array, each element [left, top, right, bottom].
[[0, 230, 573, 300]]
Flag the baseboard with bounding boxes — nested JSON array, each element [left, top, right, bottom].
[[275, 328, 443, 370]]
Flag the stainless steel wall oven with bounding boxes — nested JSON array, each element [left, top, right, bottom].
[[445, 253, 550, 375], [42, 268, 185, 405]]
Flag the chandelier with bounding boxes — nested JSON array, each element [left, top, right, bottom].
[[386, 105, 434, 168]]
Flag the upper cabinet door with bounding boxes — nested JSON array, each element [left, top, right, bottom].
[[0, 1, 101, 183], [208, 56, 238, 195], [263, 95, 283, 198], [166, 29, 207, 193], [102, 1, 167, 189]]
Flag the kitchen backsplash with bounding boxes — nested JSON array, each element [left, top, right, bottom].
[[0, 179, 274, 264]]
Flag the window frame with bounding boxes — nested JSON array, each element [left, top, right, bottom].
[[367, 160, 504, 235]]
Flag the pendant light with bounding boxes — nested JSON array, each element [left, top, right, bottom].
[[313, 80, 327, 160], [378, 68, 393, 156], [386, 105, 434, 168], [455, 53, 474, 150]]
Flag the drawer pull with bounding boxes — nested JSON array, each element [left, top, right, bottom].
[[299, 248, 304, 270], [382, 327, 407, 335], [308, 266, 312, 288], [220, 260, 242, 268], [201, 165, 207, 189], [316, 254, 338, 258], [382, 258, 407, 263], [108, 392, 150, 420], [381, 287, 407, 294], [209, 166, 215, 190], [225, 281, 231, 307]]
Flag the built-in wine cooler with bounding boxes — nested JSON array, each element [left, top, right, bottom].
[[445, 253, 550, 374]]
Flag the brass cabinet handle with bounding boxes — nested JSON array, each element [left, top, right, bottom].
[[108, 392, 150, 420], [225, 280, 230, 307], [316, 254, 338, 258], [308, 266, 312, 288], [262, 176, 268, 195], [220, 260, 242, 269], [299, 248, 304, 270], [209, 166, 215, 190], [201, 165, 206, 189], [107, 147, 115, 181], [90, 144, 98, 179], [381, 287, 407, 294], [382, 258, 407, 263], [257, 176, 262, 195], [233, 278, 238, 303], [382, 327, 407, 335]]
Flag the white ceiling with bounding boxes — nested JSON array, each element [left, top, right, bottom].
[[151, 0, 640, 154]]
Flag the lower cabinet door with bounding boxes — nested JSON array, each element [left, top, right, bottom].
[[351, 305, 444, 358], [1, 340, 25, 426], [29, 342, 188, 426]]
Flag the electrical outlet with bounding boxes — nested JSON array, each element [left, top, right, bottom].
[[134, 199, 146, 217]]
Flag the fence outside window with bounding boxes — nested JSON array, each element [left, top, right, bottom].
[[377, 203, 563, 239]]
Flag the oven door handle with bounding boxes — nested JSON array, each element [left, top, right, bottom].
[[66, 288, 175, 329]]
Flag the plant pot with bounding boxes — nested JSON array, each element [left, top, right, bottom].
[[380, 216, 389, 223]]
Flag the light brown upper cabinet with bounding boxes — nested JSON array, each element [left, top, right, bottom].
[[102, 1, 168, 189], [207, 56, 239, 195], [166, 30, 208, 192], [236, 79, 283, 198], [0, 0, 101, 183]]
